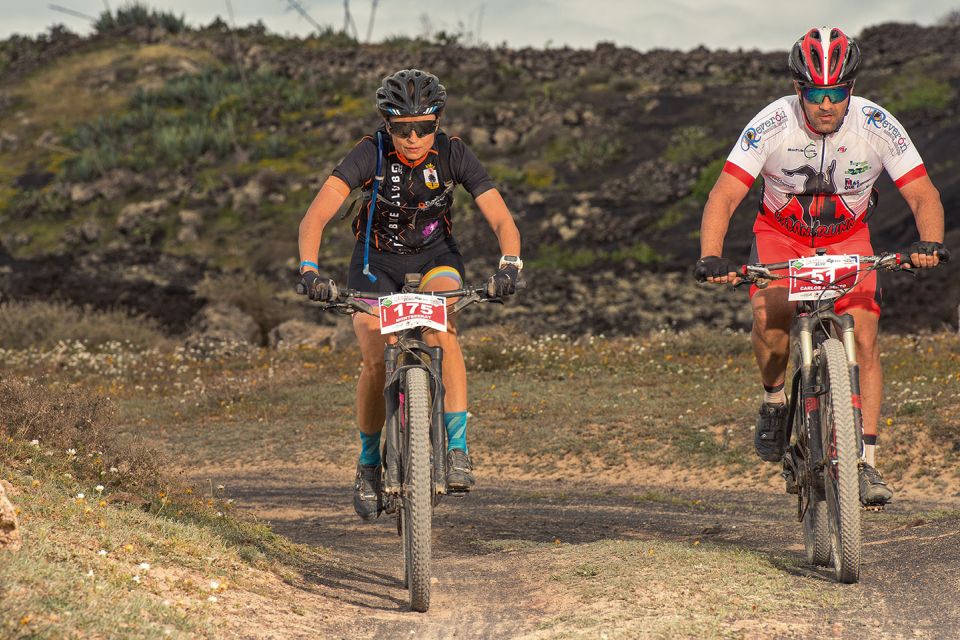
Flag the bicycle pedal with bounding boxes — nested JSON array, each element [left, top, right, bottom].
[[446, 488, 470, 497], [861, 503, 886, 512]]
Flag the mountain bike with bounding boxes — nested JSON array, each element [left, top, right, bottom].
[[731, 248, 947, 583], [314, 274, 504, 612]]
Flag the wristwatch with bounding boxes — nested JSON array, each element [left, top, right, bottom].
[[499, 255, 523, 270]]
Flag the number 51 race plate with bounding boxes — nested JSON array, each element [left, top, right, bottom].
[[378, 293, 447, 334], [788, 254, 860, 301]]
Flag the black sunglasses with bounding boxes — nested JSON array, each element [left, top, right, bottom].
[[387, 120, 439, 139]]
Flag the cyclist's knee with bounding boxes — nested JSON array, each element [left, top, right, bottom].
[[752, 308, 789, 340], [424, 325, 459, 348]]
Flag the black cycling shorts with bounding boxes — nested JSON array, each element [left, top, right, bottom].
[[347, 239, 466, 294]]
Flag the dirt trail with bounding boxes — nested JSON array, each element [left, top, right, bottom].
[[196, 460, 960, 640]]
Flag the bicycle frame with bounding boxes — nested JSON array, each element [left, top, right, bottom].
[[786, 302, 863, 519], [382, 325, 448, 502]]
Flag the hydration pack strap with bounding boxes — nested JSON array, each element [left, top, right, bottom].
[[362, 131, 384, 283]]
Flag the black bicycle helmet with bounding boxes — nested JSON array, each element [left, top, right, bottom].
[[788, 27, 861, 86], [375, 69, 447, 118]]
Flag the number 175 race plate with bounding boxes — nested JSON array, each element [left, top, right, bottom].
[[787, 254, 860, 301], [378, 293, 448, 334]]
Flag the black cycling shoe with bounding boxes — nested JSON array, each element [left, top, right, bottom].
[[446, 449, 475, 492], [755, 402, 789, 462], [858, 462, 893, 506], [353, 463, 382, 521]]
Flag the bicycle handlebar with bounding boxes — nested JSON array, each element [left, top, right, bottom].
[[737, 248, 949, 283], [310, 284, 509, 317]]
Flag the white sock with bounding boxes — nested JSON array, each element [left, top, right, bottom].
[[863, 443, 876, 467], [763, 387, 786, 405]]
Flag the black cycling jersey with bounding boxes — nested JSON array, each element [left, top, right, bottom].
[[332, 127, 494, 254]]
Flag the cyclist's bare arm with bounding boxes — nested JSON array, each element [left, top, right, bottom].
[[298, 176, 350, 271], [699, 171, 751, 283], [475, 189, 521, 257], [898, 175, 946, 268]]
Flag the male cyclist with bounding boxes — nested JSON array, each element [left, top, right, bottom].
[[297, 69, 522, 520], [695, 27, 948, 506]]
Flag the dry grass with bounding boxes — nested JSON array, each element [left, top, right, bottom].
[[13, 44, 217, 130], [0, 377, 324, 639], [0, 301, 169, 351], [522, 538, 838, 639]]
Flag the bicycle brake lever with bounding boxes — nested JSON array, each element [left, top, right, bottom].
[[451, 292, 483, 314]]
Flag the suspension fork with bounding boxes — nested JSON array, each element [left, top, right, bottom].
[[795, 315, 824, 468], [427, 345, 447, 495], [382, 343, 402, 493]]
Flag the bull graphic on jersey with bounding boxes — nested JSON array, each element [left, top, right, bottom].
[[775, 160, 857, 238]]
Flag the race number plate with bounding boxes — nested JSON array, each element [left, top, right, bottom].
[[378, 293, 447, 334], [787, 254, 860, 301]]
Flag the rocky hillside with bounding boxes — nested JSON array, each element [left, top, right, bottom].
[[1, 15, 958, 340]]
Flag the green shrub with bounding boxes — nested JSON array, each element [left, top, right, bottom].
[[567, 135, 625, 172], [529, 242, 665, 271], [529, 244, 601, 271], [663, 126, 727, 165], [611, 242, 665, 265], [883, 76, 954, 115], [94, 2, 188, 35], [691, 157, 726, 203], [0, 301, 168, 350]]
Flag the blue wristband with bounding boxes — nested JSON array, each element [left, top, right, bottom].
[[300, 260, 319, 273]]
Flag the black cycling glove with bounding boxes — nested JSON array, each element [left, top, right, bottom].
[[297, 272, 338, 301], [486, 265, 520, 297], [907, 241, 950, 262], [694, 256, 740, 281]]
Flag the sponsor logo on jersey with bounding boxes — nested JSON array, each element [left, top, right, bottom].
[[861, 106, 909, 154], [844, 178, 862, 190], [740, 107, 788, 150], [741, 127, 760, 150], [423, 163, 440, 190], [837, 146, 847, 153], [845, 160, 871, 175], [788, 143, 817, 159]]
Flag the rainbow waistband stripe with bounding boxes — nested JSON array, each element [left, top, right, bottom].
[[419, 265, 463, 290]]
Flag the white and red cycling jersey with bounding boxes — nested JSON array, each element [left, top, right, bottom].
[[723, 94, 927, 247]]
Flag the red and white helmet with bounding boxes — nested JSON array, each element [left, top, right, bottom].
[[788, 27, 861, 86]]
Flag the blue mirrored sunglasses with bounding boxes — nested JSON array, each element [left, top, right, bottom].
[[800, 84, 852, 104]]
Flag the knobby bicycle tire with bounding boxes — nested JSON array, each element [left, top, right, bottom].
[[803, 494, 832, 567], [402, 366, 433, 611], [819, 338, 862, 583]]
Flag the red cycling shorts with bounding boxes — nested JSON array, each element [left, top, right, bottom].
[[749, 224, 881, 316]]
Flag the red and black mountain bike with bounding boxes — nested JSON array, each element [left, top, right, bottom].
[[708, 248, 947, 583]]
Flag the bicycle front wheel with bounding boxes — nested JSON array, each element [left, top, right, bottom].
[[401, 366, 433, 611], [819, 338, 862, 583]]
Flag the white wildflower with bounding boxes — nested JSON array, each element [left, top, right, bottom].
[[132, 575, 141, 584], [207, 595, 218, 603], [98, 549, 108, 556], [76, 493, 85, 499], [95, 485, 104, 493], [209, 580, 220, 590], [139, 562, 151, 571]]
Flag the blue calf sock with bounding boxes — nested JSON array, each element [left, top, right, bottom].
[[444, 411, 468, 453], [359, 431, 381, 466]]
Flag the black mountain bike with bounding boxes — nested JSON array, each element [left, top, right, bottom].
[[733, 248, 947, 583], [315, 274, 503, 612]]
